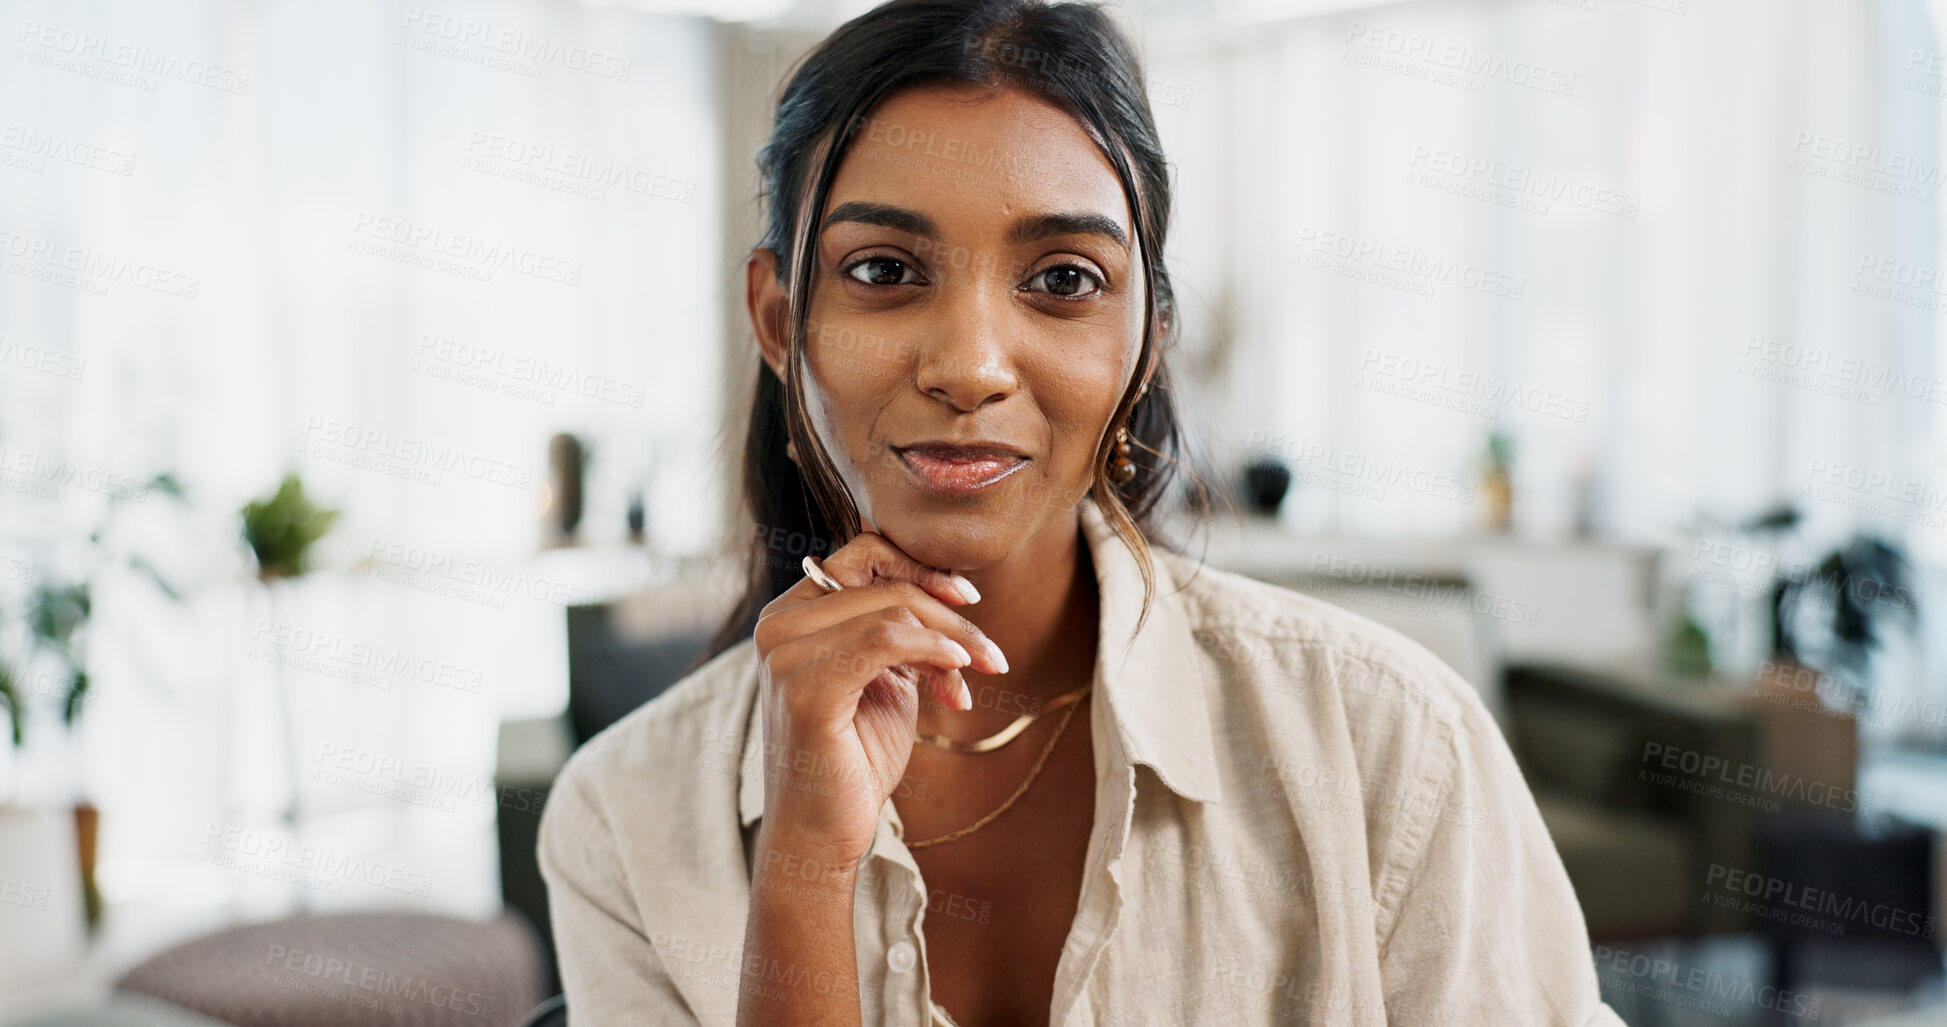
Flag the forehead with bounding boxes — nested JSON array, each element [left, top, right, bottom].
[[824, 83, 1133, 238]]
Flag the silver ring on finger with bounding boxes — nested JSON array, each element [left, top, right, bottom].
[[802, 554, 844, 593]]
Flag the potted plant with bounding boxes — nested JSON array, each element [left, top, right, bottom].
[[0, 473, 186, 935], [1724, 506, 1923, 807], [241, 472, 340, 581], [237, 473, 339, 864], [1769, 531, 1920, 720]]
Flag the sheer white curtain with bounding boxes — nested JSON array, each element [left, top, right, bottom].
[[1136, 0, 1944, 732], [1149, 0, 1939, 543], [0, 0, 723, 961]]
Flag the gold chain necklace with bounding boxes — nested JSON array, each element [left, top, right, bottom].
[[914, 680, 1093, 753], [790, 556, 1092, 851], [903, 686, 1090, 850]]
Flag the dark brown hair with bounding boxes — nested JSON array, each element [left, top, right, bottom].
[[696, 0, 1211, 668]]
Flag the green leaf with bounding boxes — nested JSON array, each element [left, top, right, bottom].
[[63, 671, 89, 727], [241, 472, 341, 579], [29, 581, 90, 656], [0, 660, 22, 747]]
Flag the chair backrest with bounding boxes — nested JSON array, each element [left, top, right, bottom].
[[565, 607, 714, 745]]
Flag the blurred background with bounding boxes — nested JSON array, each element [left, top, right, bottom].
[[2, 0, 1946, 1023]]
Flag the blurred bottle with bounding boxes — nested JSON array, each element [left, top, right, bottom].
[[543, 433, 585, 548], [1483, 432, 1513, 533]]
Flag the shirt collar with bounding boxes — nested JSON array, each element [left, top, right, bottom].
[[739, 494, 1224, 828]]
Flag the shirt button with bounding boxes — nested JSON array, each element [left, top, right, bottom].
[[887, 940, 917, 973]]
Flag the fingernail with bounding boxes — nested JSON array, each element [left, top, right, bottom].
[[981, 637, 1009, 674], [946, 640, 973, 667], [958, 679, 973, 710], [953, 574, 981, 604]]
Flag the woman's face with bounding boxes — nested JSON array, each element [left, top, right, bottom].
[[752, 82, 1147, 573]]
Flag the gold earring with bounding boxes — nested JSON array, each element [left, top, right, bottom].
[[786, 439, 800, 464], [1108, 425, 1136, 485]]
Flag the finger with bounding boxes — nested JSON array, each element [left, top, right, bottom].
[[766, 578, 1007, 676], [916, 661, 973, 713], [823, 532, 981, 605], [771, 608, 975, 716], [879, 661, 970, 715]]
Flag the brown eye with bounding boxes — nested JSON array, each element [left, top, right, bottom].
[[846, 257, 921, 286], [1026, 265, 1100, 298]]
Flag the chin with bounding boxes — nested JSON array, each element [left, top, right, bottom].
[[865, 496, 1023, 572]]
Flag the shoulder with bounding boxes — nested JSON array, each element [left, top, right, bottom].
[[1159, 546, 1481, 729], [542, 638, 761, 847], [1156, 546, 1500, 816]]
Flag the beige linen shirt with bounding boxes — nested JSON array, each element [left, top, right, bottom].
[[538, 496, 1630, 1026]]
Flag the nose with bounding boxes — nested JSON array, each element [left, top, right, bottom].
[[913, 281, 1019, 412]]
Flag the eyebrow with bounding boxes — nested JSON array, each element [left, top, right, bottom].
[[1009, 212, 1129, 250], [821, 202, 1130, 250]]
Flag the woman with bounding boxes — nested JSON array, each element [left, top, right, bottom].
[[539, 1, 1629, 1024]]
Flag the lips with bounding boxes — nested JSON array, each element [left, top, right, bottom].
[[892, 442, 1029, 496]]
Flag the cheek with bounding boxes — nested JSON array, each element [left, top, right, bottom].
[[1032, 356, 1132, 469], [800, 327, 905, 471]]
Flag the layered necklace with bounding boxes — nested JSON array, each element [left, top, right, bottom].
[[800, 554, 1091, 850]]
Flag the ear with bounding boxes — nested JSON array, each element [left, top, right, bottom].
[[746, 248, 789, 379]]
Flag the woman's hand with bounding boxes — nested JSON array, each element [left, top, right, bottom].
[[749, 531, 1009, 871]]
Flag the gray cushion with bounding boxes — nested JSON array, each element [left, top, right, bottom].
[[115, 913, 544, 1027]]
